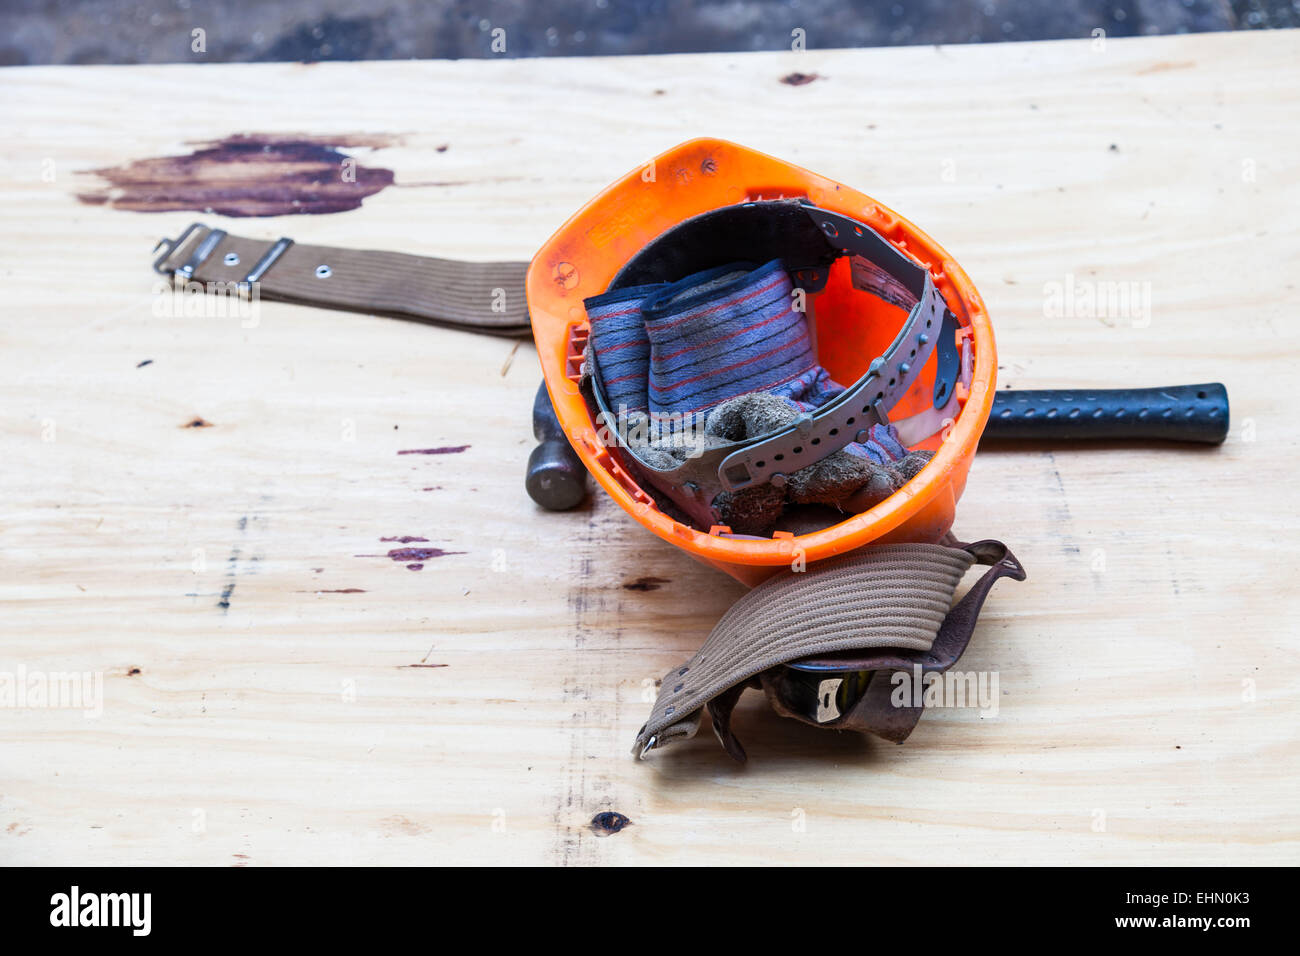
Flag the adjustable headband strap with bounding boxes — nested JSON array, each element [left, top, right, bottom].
[[152, 222, 531, 336], [715, 206, 958, 492]]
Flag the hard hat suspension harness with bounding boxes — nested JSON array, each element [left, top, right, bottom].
[[584, 200, 963, 534]]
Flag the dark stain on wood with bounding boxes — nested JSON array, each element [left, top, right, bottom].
[[77, 132, 398, 217], [780, 72, 820, 86], [590, 811, 631, 836], [182, 417, 214, 428], [623, 576, 669, 592], [295, 588, 367, 593], [136, 359, 153, 368], [380, 536, 429, 543], [127, 667, 142, 676], [355, 547, 464, 565], [397, 445, 470, 455], [385, 547, 455, 561]]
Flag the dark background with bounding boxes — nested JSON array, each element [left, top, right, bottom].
[[1, 0, 1297, 66]]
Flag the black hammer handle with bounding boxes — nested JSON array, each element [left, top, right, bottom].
[[525, 380, 588, 510], [985, 383, 1229, 444]]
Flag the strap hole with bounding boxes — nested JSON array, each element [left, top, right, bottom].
[[792, 446, 803, 454], [673, 684, 683, 693], [846, 417, 855, 425], [315, 264, 333, 279], [829, 428, 838, 436], [665, 706, 675, 716], [678, 667, 689, 676], [756, 460, 765, 468], [811, 437, 820, 445], [1197, 390, 1207, 399], [223, 252, 240, 266], [774, 454, 784, 461]]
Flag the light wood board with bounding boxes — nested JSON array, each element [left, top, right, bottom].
[[1, 29, 1298, 865]]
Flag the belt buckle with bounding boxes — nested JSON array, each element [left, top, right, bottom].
[[152, 223, 293, 288], [151, 221, 224, 280]]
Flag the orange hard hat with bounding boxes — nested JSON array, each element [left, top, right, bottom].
[[527, 138, 995, 586]]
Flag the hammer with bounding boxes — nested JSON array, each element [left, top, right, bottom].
[[525, 381, 587, 510]]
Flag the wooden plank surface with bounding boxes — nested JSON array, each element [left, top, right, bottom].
[[1, 29, 1297, 866]]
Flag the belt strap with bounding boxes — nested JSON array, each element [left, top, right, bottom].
[[152, 222, 531, 336], [634, 539, 1025, 760]]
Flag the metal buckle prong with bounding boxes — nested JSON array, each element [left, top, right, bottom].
[[151, 222, 227, 282], [151, 221, 207, 275]]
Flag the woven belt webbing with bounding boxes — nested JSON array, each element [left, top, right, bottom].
[[634, 539, 1025, 759], [154, 224, 532, 336]]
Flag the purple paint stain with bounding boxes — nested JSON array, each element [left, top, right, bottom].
[[397, 445, 470, 455], [77, 133, 398, 217], [387, 547, 461, 561], [355, 547, 464, 562], [406, 563, 424, 571]]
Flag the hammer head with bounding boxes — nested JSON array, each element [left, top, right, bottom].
[[527, 380, 587, 511], [525, 441, 586, 511]]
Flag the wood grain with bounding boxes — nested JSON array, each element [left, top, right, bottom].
[[1, 29, 1297, 865]]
